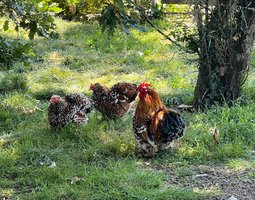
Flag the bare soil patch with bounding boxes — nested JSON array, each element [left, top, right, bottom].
[[163, 164, 255, 199]]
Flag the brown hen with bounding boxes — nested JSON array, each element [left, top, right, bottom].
[[90, 82, 138, 119]]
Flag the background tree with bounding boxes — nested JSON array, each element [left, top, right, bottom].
[[193, 0, 255, 108], [98, 0, 255, 109]]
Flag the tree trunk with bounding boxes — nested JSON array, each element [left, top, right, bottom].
[[193, 0, 255, 108]]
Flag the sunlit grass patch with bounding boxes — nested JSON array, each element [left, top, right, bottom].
[[48, 51, 64, 63], [1, 93, 37, 111], [0, 18, 28, 39], [28, 66, 89, 94], [42, 66, 76, 82], [172, 101, 255, 164], [0, 188, 15, 200], [192, 187, 222, 198], [226, 159, 255, 171]]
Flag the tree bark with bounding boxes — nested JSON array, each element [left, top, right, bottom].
[[193, 0, 255, 108]]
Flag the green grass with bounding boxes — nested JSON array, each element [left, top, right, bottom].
[[0, 17, 255, 199]]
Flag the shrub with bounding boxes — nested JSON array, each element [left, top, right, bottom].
[[0, 73, 28, 93], [0, 38, 34, 71]]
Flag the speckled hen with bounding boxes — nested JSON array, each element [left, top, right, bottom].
[[90, 82, 138, 119], [48, 93, 93, 129]]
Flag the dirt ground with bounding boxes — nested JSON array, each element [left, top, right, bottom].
[[163, 164, 255, 199]]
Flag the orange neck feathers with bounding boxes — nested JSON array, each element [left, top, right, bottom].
[[136, 89, 165, 118]]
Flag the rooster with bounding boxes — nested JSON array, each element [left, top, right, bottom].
[[90, 82, 138, 119], [133, 82, 185, 156], [48, 93, 93, 129]]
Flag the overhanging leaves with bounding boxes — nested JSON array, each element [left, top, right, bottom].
[[1, 0, 60, 39]]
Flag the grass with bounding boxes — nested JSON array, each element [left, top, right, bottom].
[[0, 17, 255, 199]]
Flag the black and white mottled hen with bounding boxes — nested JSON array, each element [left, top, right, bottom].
[[48, 93, 93, 129], [90, 82, 138, 119]]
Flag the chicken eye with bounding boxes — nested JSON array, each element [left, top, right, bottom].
[[141, 88, 147, 93]]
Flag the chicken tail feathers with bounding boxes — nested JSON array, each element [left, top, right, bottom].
[[160, 111, 185, 143]]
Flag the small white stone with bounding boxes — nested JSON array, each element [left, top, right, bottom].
[[228, 196, 238, 200], [49, 161, 56, 168], [195, 174, 209, 178]]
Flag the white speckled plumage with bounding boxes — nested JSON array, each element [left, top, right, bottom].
[[48, 93, 93, 129]]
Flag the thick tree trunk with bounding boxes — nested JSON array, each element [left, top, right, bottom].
[[193, 0, 255, 108]]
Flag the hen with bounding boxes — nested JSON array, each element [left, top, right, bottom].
[[48, 93, 93, 129], [133, 82, 185, 156], [90, 82, 138, 119]]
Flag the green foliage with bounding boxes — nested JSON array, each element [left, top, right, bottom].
[[0, 0, 59, 39], [99, 1, 145, 36], [97, 1, 198, 54], [168, 23, 199, 53], [0, 0, 61, 72], [150, 2, 165, 19], [46, 0, 105, 20], [0, 73, 28, 93], [0, 37, 34, 70], [99, 4, 118, 36]]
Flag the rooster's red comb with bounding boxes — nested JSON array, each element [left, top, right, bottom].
[[138, 82, 150, 92], [138, 82, 150, 88]]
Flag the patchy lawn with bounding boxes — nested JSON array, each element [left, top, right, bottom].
[[0, 18, 255, 199]]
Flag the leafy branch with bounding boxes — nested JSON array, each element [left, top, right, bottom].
[[98, 0, 198, 54], [0, 0, 62, 39]]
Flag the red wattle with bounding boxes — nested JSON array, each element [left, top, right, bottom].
[[139, 93, 143, 99]]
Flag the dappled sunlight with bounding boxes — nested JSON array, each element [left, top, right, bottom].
[[176, 144, 213, 161], [192, 186, 222, 196], [1, 93, 38, 112], [0, 18, 28, 40], [0, 188, 15, 199], [99, 131, 114, 144], [144, 52, 175, 63], [152, 81, 173, 95], [132, 29, 165, 45], [23, 18, 195, 102], [67, 83, 87, 93], [48, 52, 64, 64], [29, 66, 77, 84], [54, 18, 82, 35], [226, 159, 255, 172], [28, 66, 84, 93], [47, 66, 76, 79], [92, 74, 121, 85]]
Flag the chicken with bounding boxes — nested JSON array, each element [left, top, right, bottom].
[[48, 93, 93, 129], [89, 82, 138, 119], [212, 128, 219, 144], [133, 82, 185, 156]]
